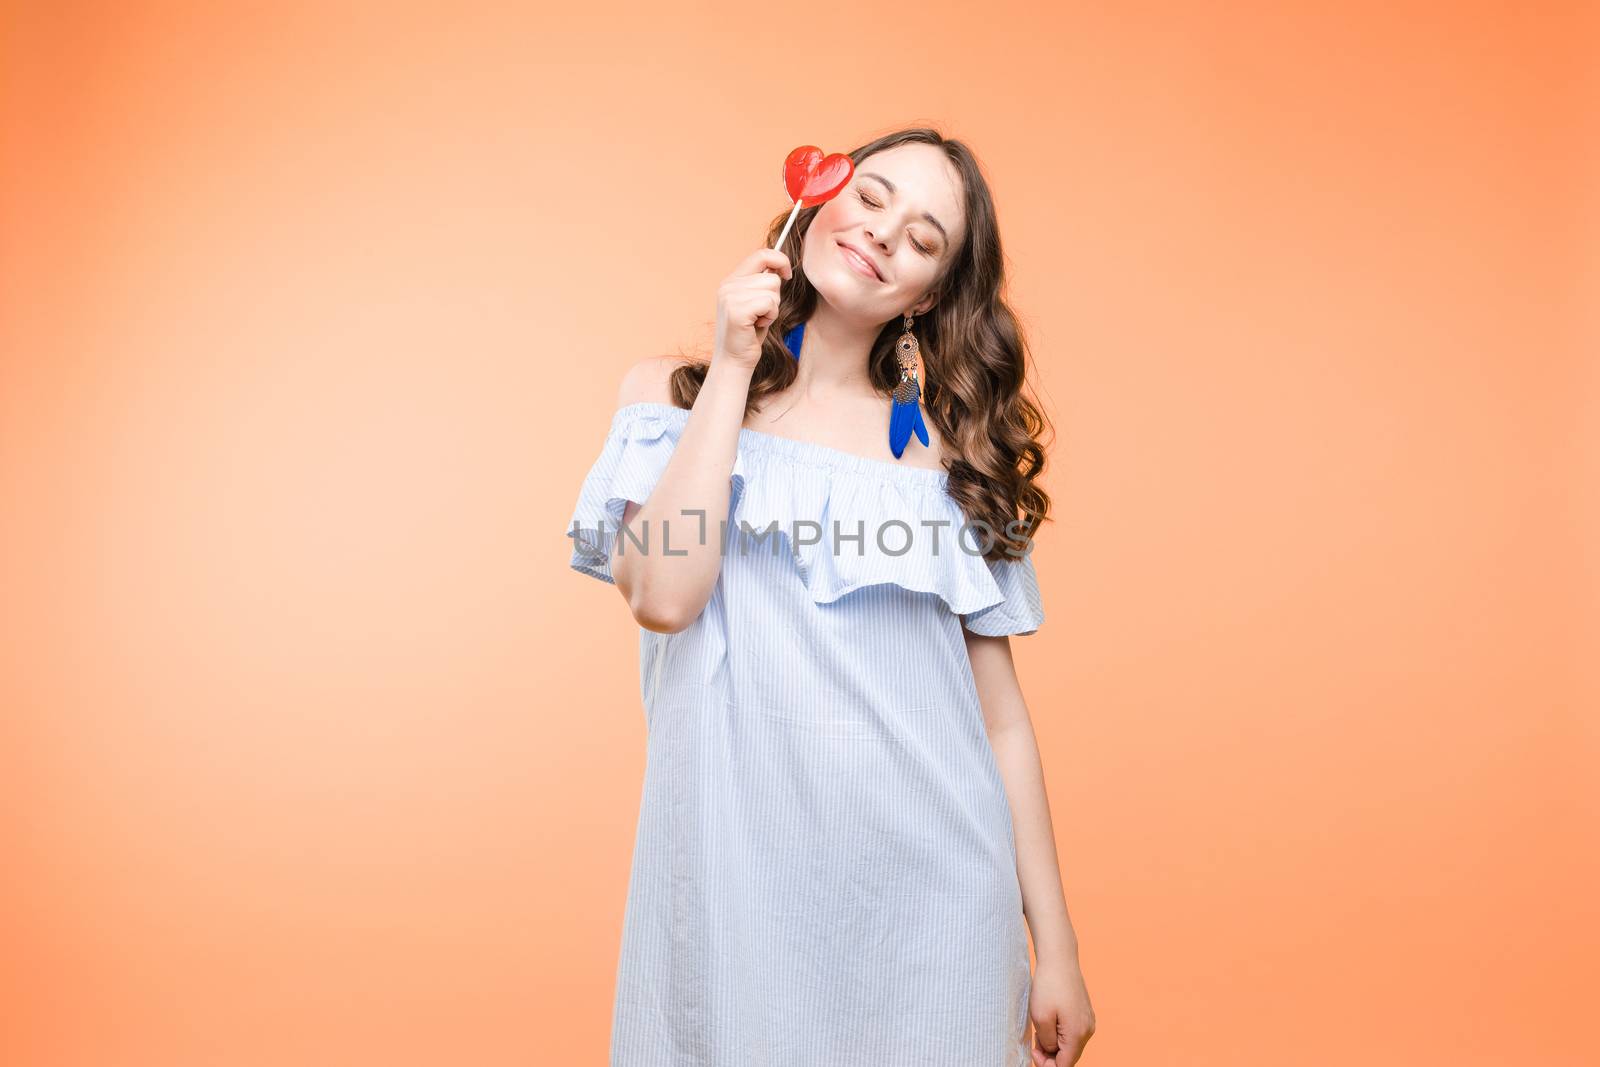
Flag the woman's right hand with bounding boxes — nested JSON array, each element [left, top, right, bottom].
[[713, 248, 793, 372]]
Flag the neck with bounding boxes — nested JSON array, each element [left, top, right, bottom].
[[790, 301, 893, 401]]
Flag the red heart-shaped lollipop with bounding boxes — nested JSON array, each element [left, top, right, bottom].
[[783, 146, 854, 206]]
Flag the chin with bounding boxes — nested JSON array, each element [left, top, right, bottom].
[[812, 272, 881, 316]]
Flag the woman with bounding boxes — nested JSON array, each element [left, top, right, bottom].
[[567, 127, 1095, 1067]]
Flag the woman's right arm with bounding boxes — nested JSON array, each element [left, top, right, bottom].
[[611, 247, 791, 633]]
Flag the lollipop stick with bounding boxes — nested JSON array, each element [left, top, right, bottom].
[[772, 198, 804, 250]]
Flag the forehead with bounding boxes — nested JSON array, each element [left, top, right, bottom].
[[855, 143, 965, 243]]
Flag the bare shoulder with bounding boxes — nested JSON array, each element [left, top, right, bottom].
[[615, 354, 698, 409]]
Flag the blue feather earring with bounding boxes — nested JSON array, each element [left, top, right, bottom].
[[889, 312, 930, 458], [783, 320, 804, 360], [780, 315, 930, 459]]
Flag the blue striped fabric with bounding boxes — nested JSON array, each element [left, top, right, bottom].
[[567, 401, 1045, 1066]]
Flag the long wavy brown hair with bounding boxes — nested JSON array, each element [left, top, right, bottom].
[[664, 127, 1052, 562]]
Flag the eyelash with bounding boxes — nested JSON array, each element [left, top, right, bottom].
[[856, 190, 934, 256]]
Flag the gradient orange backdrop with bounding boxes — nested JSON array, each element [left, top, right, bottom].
[[2, 3, 1594, 1065]]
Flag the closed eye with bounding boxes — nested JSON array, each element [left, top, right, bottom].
[[856, 189, 934, 256]]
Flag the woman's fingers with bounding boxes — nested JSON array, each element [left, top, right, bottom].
[[729, 246, 792, 281], [1032, 1009, 1061, 1066]]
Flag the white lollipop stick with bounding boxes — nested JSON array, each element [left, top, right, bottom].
[[772, 198, 804, 250]]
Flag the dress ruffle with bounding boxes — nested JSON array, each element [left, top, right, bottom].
[[959, 550, 1045, 638], [566, 404, 682, 586], [567, 402, 1044, 637]]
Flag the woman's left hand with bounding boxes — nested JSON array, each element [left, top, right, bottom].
[[1028, 954, 1096, 1066]]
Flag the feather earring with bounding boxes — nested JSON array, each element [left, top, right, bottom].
[[889, 312, 930, 458], [783, 321, 804, 360]]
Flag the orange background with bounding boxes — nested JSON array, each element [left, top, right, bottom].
[[2, 2, 1594, 1065]]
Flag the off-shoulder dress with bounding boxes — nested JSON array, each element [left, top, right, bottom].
[[567, 400, 1045, 1067]]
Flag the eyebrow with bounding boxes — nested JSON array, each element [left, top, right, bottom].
[[859, 172, 949, 246]]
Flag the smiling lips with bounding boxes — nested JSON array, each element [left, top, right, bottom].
[[837, 240, 883, 282]]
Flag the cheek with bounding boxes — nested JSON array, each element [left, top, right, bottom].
[[805, 202, 843, 248], [815, 199, 850, 230], [893, 256, 936, 292]]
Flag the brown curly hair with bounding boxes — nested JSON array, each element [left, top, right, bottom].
[[663, 126, 1052, 562]]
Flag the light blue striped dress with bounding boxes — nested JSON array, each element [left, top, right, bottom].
[[567, 400, 1045, 1067]]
